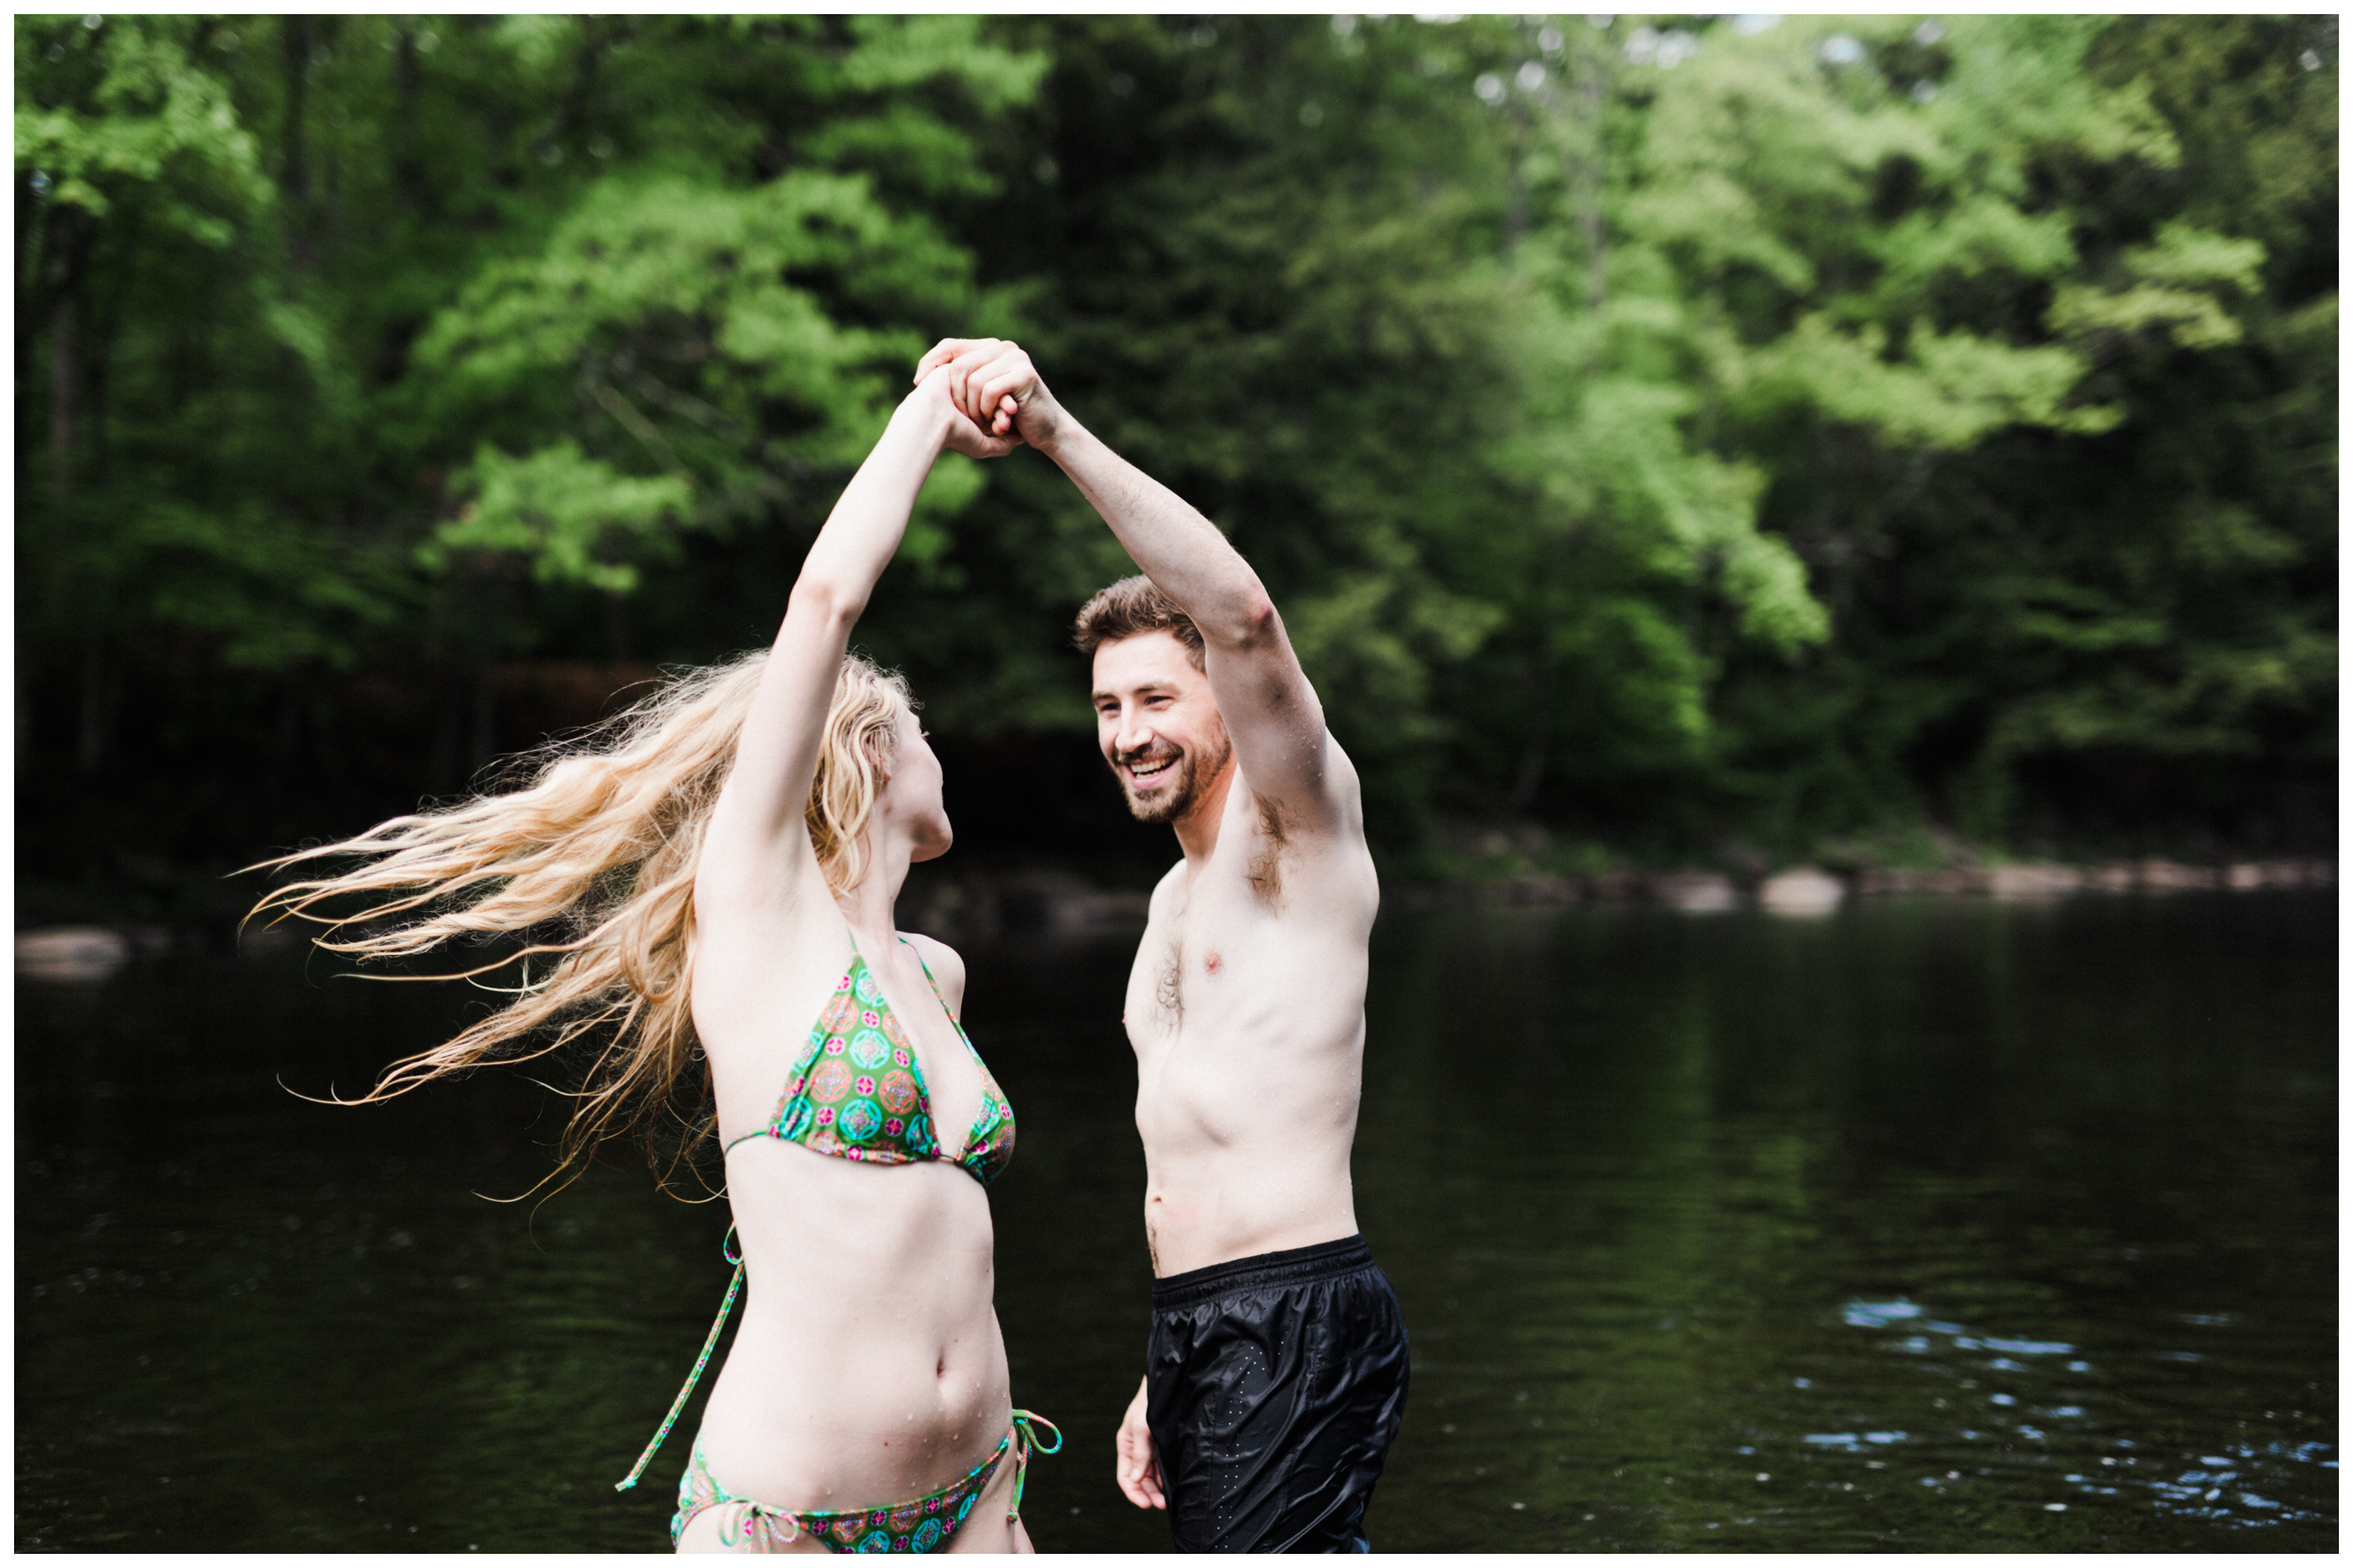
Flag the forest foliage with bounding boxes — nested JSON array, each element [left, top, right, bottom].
[[14, 14, 2337, 888]]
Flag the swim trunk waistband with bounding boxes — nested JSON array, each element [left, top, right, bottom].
[[1151, 1234, 1375, 1312]]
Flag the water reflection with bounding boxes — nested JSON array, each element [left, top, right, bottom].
[[15, 891, 2337, 1551], [1803, 1297, 2331, 1529]]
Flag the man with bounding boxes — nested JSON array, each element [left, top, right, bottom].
[[915, 338, 1409, 1553]]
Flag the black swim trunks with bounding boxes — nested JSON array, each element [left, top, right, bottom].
[[1144, 1235, 1410, 1553]]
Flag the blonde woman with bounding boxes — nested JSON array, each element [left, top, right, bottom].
[[251, 354, 1055, 1553]]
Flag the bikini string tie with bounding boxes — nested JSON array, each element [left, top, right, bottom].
[[1006, 1409, 1064, 1523], [616, 1226, 744, 1492], [717, 1498, 803, 1550]]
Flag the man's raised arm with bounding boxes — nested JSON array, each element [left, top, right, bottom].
[[917, 337, 1348, 830]]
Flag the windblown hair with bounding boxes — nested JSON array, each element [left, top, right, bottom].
[[246, 650, 914, 1196], [1072, 574, 1205, 668]]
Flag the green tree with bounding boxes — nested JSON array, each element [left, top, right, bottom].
[[1437, 14, 2332, 855], [405, 19, 1044, 600], [11, 14, 2334, 904], [15, 16, 1048, 883], [14, 14, 350, 766], [1703, 14, 2338, 851]]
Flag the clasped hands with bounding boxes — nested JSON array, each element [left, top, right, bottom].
[[912, 338, 1064, 461]]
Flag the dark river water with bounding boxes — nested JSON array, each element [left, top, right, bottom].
[[17, 890, 2336, 1552]]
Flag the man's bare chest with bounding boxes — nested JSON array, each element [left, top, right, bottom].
[[1124, 829, 1375, 1047], [1128, 866, 1331, 1055]]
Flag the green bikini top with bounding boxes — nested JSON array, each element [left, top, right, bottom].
[[722, 936, 1015, 1188]]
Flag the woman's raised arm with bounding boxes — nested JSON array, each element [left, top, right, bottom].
[[697, 370, 1012, 908]]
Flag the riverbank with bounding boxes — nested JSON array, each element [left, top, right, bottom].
[[16, 854, 2334, 982], [1387, 855, 2337, 915], [888, 854, 2339, 932]]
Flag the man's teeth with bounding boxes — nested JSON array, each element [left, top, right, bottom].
[[1129, 758, 1173, 779]]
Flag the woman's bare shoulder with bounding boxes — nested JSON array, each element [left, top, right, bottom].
[[899, 930, 967, 1015]]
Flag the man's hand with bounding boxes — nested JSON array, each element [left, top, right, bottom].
[[1114, 1376, 1166, 1512], [913, 338, 1069, 453]]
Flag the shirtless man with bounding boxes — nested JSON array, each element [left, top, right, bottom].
[[916, 338, 1409, 1552]]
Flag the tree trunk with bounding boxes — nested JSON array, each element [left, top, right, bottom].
[[281, 18, 313, 268], [264, 676, 302, 815], [392, 24, 425, 211], [16, 176, 40, 472], [602, 589, 633, 664], [49, 290, 73, 516], [1508, 648, 1552, 814], [1502, 107, 1529, 260], [75, 641, 104, 775], [1572, 38, 1609, 314], [469, 658, 498, 778], [427, 655, 460, 797], [1578, 98, 1605, 310], [55, 289, 103, 775]]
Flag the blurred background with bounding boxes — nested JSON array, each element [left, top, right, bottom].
[[15, 13, 2337, 1555], [13, 12, 2336, 918]]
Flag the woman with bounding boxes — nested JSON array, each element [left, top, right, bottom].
[[251, 354, 1052, 1552]]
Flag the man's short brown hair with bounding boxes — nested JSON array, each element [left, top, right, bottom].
[[1073, 575, 1206, 669]]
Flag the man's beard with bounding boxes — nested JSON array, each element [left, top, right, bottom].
[[1115, 731, 1232, 825]]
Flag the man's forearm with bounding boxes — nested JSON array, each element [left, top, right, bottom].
[[1041, 420, 1273, 645]]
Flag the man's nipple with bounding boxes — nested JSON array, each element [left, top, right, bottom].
[[1204, 951, 1222, 975]]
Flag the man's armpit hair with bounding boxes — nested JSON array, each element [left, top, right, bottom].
[[1246, 792, 1289, 907], [1073, 576, 1206, 670]]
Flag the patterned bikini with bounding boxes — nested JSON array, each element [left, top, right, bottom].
[[615, 936, 1058, 1553]]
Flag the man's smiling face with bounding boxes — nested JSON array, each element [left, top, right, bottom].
[[1091, 630, 1233, 825]]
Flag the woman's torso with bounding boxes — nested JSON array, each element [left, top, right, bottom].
[[685, 917, 1012, 1511]]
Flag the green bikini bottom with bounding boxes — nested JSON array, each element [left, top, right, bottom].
[[670, 1410, 1062, 1554]]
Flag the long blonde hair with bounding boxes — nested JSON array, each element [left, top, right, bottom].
[[247, 649, 915, 1195]]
